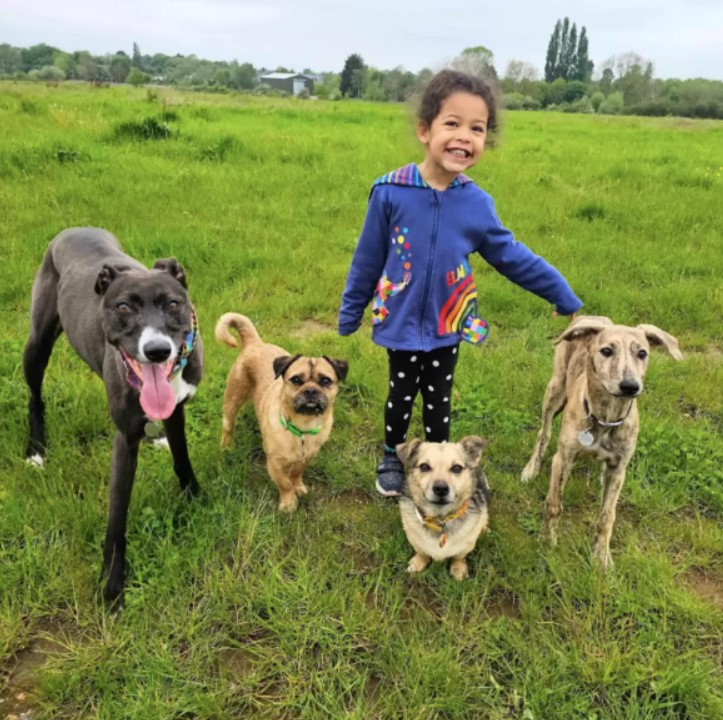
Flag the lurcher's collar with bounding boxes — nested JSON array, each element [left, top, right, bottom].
[[414, 500, 470, 548], [583, 397, 633, 428]]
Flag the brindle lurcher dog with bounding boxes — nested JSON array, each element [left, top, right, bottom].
[[521, 316, 682, 569]]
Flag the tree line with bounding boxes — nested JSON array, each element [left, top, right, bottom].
[[1, 22, 722, 120]]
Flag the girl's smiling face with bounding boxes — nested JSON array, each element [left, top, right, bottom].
[[416, 92, 489, 189]]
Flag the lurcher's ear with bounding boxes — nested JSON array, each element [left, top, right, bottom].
[[460, 436, 487, 466], [95, 264, 119, 295], [555, 316, 613, 345], [322, 356, 348, 382], [273, 354, 301, 379], [153, 257, 187, 288], [637, 325, 683, 360], [396, 439, 422, 466]]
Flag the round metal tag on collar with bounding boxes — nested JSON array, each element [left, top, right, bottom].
[[578, 429, 594, 447], [144, 421, 161, 438]]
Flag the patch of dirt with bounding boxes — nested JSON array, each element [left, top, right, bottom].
[[325, 488, 373, 514], [685, 567, 723, 611], [0, 619, 75, 719], [290, 319, 333, 338], [217, 647, 255, 679], [486, 590, 522, 620]]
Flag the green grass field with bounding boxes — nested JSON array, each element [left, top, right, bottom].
[[1, 81, 721, 719]]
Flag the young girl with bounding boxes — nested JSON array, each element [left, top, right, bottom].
[[338, 69, 582, 496]]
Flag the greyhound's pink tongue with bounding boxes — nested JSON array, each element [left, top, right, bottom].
[[139, 363, 176, 420]]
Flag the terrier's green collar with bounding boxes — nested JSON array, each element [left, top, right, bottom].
[[279, 414, 321, 438]]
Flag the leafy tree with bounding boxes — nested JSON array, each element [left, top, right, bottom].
[[563, 23, 577, 80], [21, 43, 59, 71], [0, 44, 22, 75], [74, 51, 99, 81], [231, 62, 257, 90], [340, 53, 365, 97], [576, 27, 592, 82], [110, 54, 131, 83], [132, 42, 143, 69], [127, 67, 150, 86], [453, 46, 497, 80], [544, 20, 561, 83], [545, 18, 589, 82], [39, 65, 65, 81]]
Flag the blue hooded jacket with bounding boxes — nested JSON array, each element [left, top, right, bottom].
[[338, 164, 582, 351]]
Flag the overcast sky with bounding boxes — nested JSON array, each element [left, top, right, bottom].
[[4, 0, 722, 80]]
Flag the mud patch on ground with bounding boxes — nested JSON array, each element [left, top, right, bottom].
[[685, 567, 723, 611], [486, 589, 522, 620], [0, 619, 76, 719], [290, 319, 333, 338]]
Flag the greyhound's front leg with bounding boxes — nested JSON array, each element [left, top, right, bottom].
[[103, 430, 141, 604], [592, 461, 627, 570], [163, 403, 200, 498], [542, 448, 575, 546]]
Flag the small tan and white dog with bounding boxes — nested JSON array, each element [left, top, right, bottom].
[[215, 313, 348, 512], [396, 437, 489, 580], [521, 316, 682, 568]]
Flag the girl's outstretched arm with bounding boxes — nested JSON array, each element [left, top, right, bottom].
[[338, 188, 391, 335]]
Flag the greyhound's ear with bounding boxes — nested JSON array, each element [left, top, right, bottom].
[[460, 436, 488, 466], [273, 354, 301, 379], [95, 264, 119, 295], [637, 325, 683, 360], [396, 439, 422, 467], [153, 258, 187, 288], [555, 316, 613, 345], [322, 356, 349, 382]]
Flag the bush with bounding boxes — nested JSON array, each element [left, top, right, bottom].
[[297, 88, 311, 100], [126, 68, 150, 86], [599, 91, 624, 115], [502, 92, 525, 110], [590, 91, 605, 112], [113, 116, 174, 141]]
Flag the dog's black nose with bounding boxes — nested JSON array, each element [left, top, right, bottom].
[[432, 481, 449, 499], [143, 340, 172, 363], [619, 380, 640, 396]]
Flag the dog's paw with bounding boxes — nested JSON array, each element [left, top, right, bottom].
[[294, 482, 308, 496], [592, 542, 613, 571], [449, 558, 469, 580], [520, 462, 538, 483], [407, 554, 430, 574], [26, 453, 45, 469], [278, 495, 299, 513]]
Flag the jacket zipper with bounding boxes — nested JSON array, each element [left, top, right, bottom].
[[418, 190, 441, 350]]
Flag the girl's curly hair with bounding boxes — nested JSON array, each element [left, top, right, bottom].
[[418, 69, 499, 140]]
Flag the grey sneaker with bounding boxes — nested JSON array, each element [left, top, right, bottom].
[[376, 453, 405, 497]]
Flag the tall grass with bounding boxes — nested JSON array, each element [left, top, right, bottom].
[[1, 82, 721, 719]]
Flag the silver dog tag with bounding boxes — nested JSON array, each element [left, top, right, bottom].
[[578, 429, 594, 447], [144, 421, 161, 438]]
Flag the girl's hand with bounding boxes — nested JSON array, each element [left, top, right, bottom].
[[552, 311, 577, 321]]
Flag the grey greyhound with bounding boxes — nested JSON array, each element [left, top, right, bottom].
[[24, 227, 203, 603]]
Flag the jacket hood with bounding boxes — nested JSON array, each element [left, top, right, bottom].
[[372, 163, 474, 192]]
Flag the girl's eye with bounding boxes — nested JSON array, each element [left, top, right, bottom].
[[419, 463, 431, 472], [290, 375, 304, 386], [600, 347, 613, 358], [473, 126, 486, 133], [117, 302, 131, 313], [451, 464, 464, 474], [445, 120, 457, 127]]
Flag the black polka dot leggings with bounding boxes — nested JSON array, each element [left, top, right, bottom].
[[384, 344, 460, 450]]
